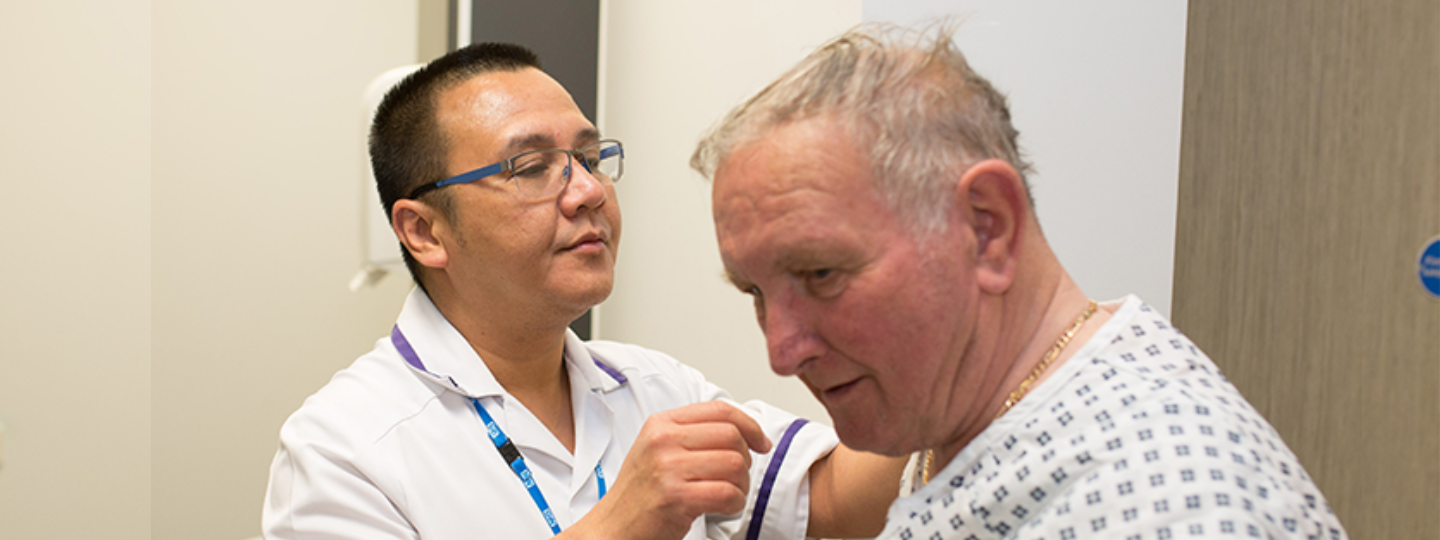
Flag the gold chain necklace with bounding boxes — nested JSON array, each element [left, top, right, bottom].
[[921, 300, 1098, 484]]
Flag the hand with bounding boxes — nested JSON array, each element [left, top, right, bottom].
[[562, 401, 772, 540]]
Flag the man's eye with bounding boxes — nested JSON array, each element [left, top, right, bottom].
[[511, 152, 565, 179], [805, 268, 838, 283], [805, 268, 845, 297], [512, 162, 551, 179]]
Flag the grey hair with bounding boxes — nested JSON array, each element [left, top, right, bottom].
[[691, 23, 1034, 235]]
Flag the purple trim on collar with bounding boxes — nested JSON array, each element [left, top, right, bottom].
[[745, 418, 809, 540], [391, 325, 425, 371], [591, 358, 628, 384]]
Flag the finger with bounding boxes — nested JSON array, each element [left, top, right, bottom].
[[674, 479, 751, 516], [667, 449, 753, 489], [665, 401, 772, 453], [671, 421, 754, 458], [630, 418, 748, 460]]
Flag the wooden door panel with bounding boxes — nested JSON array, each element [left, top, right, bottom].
[[1175, 1, 1440, 537]]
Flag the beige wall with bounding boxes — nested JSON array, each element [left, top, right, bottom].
[[152, 1, 416, 539], [0, 2, 153, 539]]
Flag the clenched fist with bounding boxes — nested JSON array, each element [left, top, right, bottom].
[[559, 401, 772, 540]]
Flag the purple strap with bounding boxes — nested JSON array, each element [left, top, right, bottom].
[[745, 418, 809, 540], [391, 325, 424, 370], [592, 358, 628, 384], [394, 325, 626, 387]]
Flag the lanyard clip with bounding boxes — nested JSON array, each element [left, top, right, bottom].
[[498, 439, 523, 466]]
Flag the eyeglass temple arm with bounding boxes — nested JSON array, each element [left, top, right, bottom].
[[405, 143, 620, 200], [579, 145, 623, 173], [405, 161, 506, 199]]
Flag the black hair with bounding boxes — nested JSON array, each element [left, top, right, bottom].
[[369, 43, 542, 291]]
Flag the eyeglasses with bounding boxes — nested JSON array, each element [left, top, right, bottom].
[[406, 139, 624, 200]]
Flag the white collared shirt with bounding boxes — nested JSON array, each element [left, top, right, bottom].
[[263, 289, 837, 540]]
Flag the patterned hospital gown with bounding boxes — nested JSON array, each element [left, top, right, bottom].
[[882, 296, 1347, 540]]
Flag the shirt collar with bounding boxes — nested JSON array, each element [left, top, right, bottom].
[[563, 329, 627, 393], [393, 288, 627, 398]]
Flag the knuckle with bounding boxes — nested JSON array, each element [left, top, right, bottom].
[[720, 422, 743, 441], [721, 487, 748, 514], [730, 462, 752, 492], [721, 450, 748, 472], [644, 426, 678, 448], [655, 452, 682, 473], [689, 484, 746, 516]]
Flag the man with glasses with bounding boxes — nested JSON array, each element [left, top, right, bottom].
[[262, 43, 900, 540]]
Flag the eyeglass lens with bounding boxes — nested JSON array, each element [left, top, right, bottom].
[[511, 141, 622, 198]]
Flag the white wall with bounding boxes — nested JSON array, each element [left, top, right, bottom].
[[0, 3, 152, 539], [865, 1, 1189, 316], [152, 2, 417, 538], [597, 0, 864, 423]]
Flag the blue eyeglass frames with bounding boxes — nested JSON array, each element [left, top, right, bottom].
[[405, 139, 624, 200]]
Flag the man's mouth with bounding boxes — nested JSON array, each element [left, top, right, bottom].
[[820, 377, 863, 401], [563, 232, 607, 253]]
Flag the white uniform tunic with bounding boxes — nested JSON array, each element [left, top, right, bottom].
[[264, 289, 837, 540], [885, 296, 1346, 540]]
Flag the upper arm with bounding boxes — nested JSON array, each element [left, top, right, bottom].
[[263, 414, 418, 540], [806, 445, 907, 539]]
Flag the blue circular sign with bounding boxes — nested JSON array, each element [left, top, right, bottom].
[[1421, 236, 1440, 298]]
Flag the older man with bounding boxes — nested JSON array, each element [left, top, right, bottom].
[[263, 43, 898, 540], [696, 26, 1347, 540]]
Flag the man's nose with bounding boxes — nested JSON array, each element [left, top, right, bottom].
[[763, 297, 822, 377], [559, 155, 608, 213]]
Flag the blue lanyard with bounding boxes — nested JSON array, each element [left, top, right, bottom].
[[390, 325, 608, 534], [470, 397, 606, 535]]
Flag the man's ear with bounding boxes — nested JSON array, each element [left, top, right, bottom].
[[392, 199, 450, 270], [956, 159, 1030, 295]]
